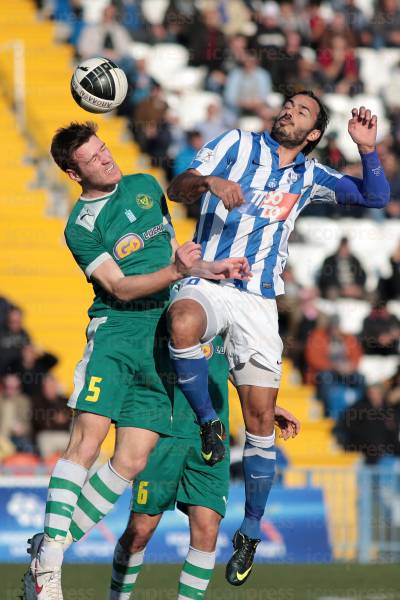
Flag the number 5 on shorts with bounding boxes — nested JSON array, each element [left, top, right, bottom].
[[85, 376, 103, 402]]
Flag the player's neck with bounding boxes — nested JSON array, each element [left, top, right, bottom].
[[277, 145, 302, 168], [81, 184, 117, 200]]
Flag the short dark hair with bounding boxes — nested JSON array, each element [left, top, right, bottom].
[[50, 121, 98, 172], [284, 90, 329, 155]]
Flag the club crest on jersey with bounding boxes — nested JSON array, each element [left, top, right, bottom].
[[136, 194, 153, 209], [201, 343, 214, 360], [113, 233, 144, 260], [196, 147, 214, 163]]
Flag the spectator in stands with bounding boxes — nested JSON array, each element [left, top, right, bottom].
[[0, 373, 33, 453], [288, 287, 320, 382], [318, 34, 363, 95], [317, 237, 367, 300], [386, 366, 400, 408], [306, 0, 327, 50], [252, 1, 286, 55], [372, 0, 400, 48], [224, 52, 272, 117], [337, 0, 370, 44], [15, 344, 59, 398], [378, 242, 400, 301], [0, 294, 12, 330], [187, 8, 227, 73], [361, 299, 400, 356], [195, 102, 233, 143], [77, 4, 132, 61], [173, 130, 205, 178], [32, 374, 71, 458], [270, 30, 303, 95], [334, 383, 400, 464], [0, 306, 31, 375], [305, 313, 364, 415], [131, 82, 170, 165]]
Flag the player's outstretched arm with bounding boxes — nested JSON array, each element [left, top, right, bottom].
[[168, 169, 244, 211], [90, 241, 202, 302], [334, 106, 390, 208]]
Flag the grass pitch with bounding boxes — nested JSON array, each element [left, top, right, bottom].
[[2, 563, 399, 600]]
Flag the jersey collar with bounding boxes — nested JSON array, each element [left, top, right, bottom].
[[263, 130, 306, 168], [80, 184, 118, 202]]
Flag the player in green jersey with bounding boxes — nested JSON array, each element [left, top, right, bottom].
[[106, 337, 299, 599], [23, 121, 250, 600]]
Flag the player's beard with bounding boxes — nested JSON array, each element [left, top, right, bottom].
[[270, 119, 311, 149]]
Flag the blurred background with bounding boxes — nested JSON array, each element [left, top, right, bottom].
[[0, 0, 399, 586]]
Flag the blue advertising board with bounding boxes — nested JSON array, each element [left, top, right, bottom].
[[0, 477, 331, 563]]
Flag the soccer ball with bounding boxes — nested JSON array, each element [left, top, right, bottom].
[[70, 57, 128, 113]]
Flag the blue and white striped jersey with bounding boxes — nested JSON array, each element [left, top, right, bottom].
[[190, 129, 344, 298]]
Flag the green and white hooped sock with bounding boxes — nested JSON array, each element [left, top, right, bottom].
[[44, 459, 88, 540], [178, 546, 216, 599], [109, 541, 145, 599], [69, 460, 131, 541]]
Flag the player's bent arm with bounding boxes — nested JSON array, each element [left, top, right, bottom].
[[334, 150, 390, 208], [91, 258, 183, 302], [91, 242, 202, 302], [167, 169, 244, 210]]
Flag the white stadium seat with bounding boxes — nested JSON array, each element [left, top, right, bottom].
[[146, 43, 189, 85], [176, 91, 222, 130], [334, 299, 371, 335], [387, 301, 400, 320], [288, 243, 329, 288], [296, 218, 341, 252], [238, 116, 263, 132], [128, 42, 152, 61], [142, 0, 169, 24], [161, 66, 206, 92], [358, 355, 399, 385]]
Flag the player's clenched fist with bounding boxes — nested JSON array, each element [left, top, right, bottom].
[[174, 241, 202, 277], [190, 256, 252, 281], [205, 175, 245, 210]]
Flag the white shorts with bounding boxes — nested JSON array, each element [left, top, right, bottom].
[[170, 278, 283, 381]]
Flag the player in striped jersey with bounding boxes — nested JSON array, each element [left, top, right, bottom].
[[166, 91, 390, 585]]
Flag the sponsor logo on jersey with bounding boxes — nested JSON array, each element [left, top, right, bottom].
[[143, 223, 163, 240], [249, 190, 300, 221], [125, 209, 137, 223], [113, 233, 144, 259], [136, 194, 153, 209]]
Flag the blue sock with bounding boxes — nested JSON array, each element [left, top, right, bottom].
[[240, 431, 276, 540], [169, 343, 218, 425]]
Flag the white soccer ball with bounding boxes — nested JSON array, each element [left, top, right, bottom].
[[70, 57, 128, 113]]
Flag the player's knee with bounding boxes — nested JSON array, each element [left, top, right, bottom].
[[168, 307, 203, 347], [119, 523, 153, 553], [112, 454, 148, 481]]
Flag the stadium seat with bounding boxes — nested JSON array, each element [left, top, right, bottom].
[[142, 0, 169, 24], [147, 43, 189, 85], [2, 453, 42, 476], [334, 299, 371, 335], [177, 91, 222, 130], [288, 243, 330, 288], [358, 355, 399, 385], [387, 301, 400, 320], [238, 115, 263, 132], [128, 42, 152, 61], [161, 66, 206, 92]]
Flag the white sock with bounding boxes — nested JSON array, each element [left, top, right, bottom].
[[177, 546, 216, 599]]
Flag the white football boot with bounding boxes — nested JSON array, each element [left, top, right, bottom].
[[23, 532, 69, 600]]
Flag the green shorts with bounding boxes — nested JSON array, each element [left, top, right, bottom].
[[131, 436, 230, 517], [68, 313, 172, 435]]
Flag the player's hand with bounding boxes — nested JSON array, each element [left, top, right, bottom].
[[190, 257, 252, 281], [174, 242, 202, 277], [205, 175, 245, 210], [275, 405, 301, 440], [348, 106, 377, 154]]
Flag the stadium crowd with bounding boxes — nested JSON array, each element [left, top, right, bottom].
[[25, 0, 400, 467], [0, 297, 71, 466]]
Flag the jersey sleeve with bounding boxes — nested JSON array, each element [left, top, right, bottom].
[[189, 129, 241, 176], [65, 224, 112, 280], [310, 161, 344, 203]]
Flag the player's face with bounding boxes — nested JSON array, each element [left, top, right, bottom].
[[70, 135, 122, 195], [271, 94, 321, 150]]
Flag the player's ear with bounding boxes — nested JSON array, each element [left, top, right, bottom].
[[66, 168, 82, 183], [307, 129, 321, 143]]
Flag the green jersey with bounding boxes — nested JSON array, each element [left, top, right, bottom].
[[171, 337, 230, 439], [64, 174, 173, 318]]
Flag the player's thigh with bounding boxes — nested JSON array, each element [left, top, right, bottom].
[[177, 439, 230, 519], [112, 427, 159, 477], [169, 277, 229, 342], [225, 290, 283, 378], [131, 437, 187, 514], [68, 317, 130, 422], [117, 316, 173, 437]]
